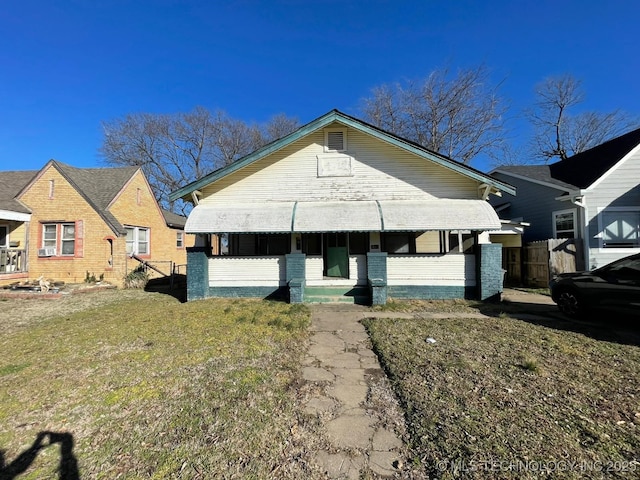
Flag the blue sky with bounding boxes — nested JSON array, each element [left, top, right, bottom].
[[1, 0, 638, 173]]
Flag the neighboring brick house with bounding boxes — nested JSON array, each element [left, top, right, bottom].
[[0, 160, 192, 287]]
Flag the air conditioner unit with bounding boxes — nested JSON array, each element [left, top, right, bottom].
[[38, 247, 56, 257]]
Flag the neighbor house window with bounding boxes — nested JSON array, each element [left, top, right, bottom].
[[553, 209, 577, 239], [600, 208, 640, 249], [176, 231, 184, 248], [126, 226, 149, 255], [42, 223, 76, 256]]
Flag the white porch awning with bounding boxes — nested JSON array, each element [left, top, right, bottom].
[[293, 201, 381, 232], [185, 202, 295, 233], [378, 199, 501, 231], [185, 199, 501, 233]]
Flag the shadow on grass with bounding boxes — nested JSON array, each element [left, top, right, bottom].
[[0, 431, 79, 480], [144, 275, 187, 302], [144, 278, 291, 304], [473, 300, 640, 348]]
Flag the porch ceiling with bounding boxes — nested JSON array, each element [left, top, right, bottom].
[[185, 199, 501, 234]]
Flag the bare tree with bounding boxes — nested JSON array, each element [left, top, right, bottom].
[[528, 75, 637, 162], [100, 107, 299, 213], [361, 65, 507, 165]]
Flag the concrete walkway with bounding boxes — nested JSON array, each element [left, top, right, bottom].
[[302, 304, 405, 479]]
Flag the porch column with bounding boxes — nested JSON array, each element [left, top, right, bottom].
[[477, 243, 503, 301], [367, 252, 387, 305], [285, 253, 306, 303], [187, 247, 209, 301]]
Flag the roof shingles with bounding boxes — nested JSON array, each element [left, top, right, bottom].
[[494, 126, 640, 190]]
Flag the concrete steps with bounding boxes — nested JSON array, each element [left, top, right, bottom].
[[304, 286, 370, 305]]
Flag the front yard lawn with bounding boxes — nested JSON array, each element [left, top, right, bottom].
[[363, 313, 640, 479], [0, 291, 320, 479]]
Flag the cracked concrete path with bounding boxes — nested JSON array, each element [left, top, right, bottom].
[[302, 304, 406, 479]]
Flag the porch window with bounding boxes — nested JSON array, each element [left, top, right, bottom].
[[42, 223, 76, 256], [302, 233, 322, 255], [448, 231, 475, 253], [126, 226, 149, 255], [600, 208, 640, 249], [553, 209, 576, 239], [0, 225, 7, 248], [383, 233, 416, 254], [349, 232, 369, 254], [228, 233, 290, 255], [257, 234, 289, 255]]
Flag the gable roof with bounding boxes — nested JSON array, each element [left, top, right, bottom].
[[169, 109, 516, 202], [494, 126, 640, 191], [10, 160, 186, 235], [0, 171, 37, 214], [50, 161, 140, 234], [550, 126, 640, 188]]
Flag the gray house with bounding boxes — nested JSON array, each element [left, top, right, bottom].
[[491, 127, 640, 271]]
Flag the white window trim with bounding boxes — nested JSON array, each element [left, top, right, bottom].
[[552, 208, 577, 239], [176, 231, 184, 248], [42, 222, 76, 256], [324, 128, 347, 153], [125, 226, 150, 256], [597, 206, 640, 252]]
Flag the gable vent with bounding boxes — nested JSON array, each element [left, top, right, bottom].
[[325, 130, 346, 152]]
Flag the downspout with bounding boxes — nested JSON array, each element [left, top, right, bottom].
[[571, 192, 589, 270]]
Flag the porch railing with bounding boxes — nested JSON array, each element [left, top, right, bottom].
[[0, 249, 27, 274]]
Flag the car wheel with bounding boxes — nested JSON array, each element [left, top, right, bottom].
[[556, 289, 582, 317]]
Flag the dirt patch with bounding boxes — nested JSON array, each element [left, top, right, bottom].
[[0, 287, 149, 334]]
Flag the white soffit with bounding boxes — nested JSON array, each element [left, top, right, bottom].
[[379, 199, 501, 231], [0, 210, 31, 222], [185, 203, 295, 233], [293, 201, 381, 232]]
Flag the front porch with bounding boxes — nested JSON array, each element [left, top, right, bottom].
[[0, 217, 30, 285], [186, 241, 502, 305]]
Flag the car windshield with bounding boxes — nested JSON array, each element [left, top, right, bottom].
[[596, 255, 640, 280]]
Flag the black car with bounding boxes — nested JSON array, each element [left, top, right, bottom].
[[550, 253, 640, 318]]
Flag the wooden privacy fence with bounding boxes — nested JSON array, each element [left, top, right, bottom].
[[523, 239, 584, 287]]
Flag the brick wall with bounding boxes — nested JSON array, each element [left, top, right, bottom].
[[18, 166, 192, 287], [477, 243, 503, 301]]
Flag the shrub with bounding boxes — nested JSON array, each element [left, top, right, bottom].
[[123, 266, 149, 289]]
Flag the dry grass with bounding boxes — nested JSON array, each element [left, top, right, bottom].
[[0, 290, 326, 479], [363, 313, 640, 479]]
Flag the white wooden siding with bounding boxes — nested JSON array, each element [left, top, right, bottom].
[[200, 123, 479, 205], [208, 256, 285, 286], [350, 254, 367, 284], [416, 231, 440, 253], [387, 254, 476, 286], [305, 256, 323, 282]]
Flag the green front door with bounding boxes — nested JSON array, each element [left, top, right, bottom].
[[325, 233, 349, 278]]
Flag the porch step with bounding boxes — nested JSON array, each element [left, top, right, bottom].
[[304, 286, 370, 305]]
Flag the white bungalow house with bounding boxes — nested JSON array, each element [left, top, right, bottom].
[[170, 110, 515, 304]]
